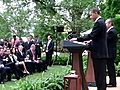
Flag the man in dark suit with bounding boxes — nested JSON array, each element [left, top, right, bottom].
[[24, 36, 34, 53], [26, 44, 46, 72], [5, 49, 21, 80], [45, 35, 54, 67], [70, 8, 108, 90], [34, 36, 43, 58], [0, 48, 12, 83], [0, 56, 11, 84], [105, 18, 117, 87]]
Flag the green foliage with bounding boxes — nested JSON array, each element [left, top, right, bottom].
[[0, 15, 11, 39], [2, 0, 36, 37], [115, 63, 120, 76], [102, 0, 120, 19], [41, 55, 88, 69], [101, 0, 120, 63], [59, 0, 97, 36], [12, 66, 71, 90], [113, 15, 120, 63]]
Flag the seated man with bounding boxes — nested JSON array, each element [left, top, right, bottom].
[[4, 49, 20, 80], [26, 44, 47, 72], [0, 49, 11, 84]]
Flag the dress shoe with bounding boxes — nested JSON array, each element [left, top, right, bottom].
[[106, 84, 116, 87]]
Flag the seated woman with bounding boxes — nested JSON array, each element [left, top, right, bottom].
[[11, 47, 29, 74]]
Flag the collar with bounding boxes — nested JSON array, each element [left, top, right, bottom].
[[107, 26, 113, 32], [94, 16, 101, 23]]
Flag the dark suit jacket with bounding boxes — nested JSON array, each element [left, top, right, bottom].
[[45, 40, 54, 54], [77, 18, 108, 59], [24, 41, 34, 52], [107, 28, 117, 58], [26, 49, 36, 61], [16, 51, 26, 62], [0, 57, 4, 65], [34, 40, 42, 52]]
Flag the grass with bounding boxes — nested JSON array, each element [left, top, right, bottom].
[[0, 65, 69, 90]]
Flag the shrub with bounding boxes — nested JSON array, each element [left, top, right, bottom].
[[12, 66, 71, 90]]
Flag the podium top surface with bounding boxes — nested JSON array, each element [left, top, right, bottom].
[[62, 40, 88, 48], [62, 40, 88, 53]]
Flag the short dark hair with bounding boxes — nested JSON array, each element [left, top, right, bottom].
[[29, 35, 33, 37], [90, 8, 100, 14], [13, 35, 16, 37], [35, 36, 38, 38], [49, 35, 52, 39], [19, 38, 23, 40]]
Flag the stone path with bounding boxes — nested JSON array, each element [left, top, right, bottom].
[[88, 76, 120, 90]]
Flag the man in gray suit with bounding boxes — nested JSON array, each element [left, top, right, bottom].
[[70, 8, 108, 90], [105, 18, 117, 87]]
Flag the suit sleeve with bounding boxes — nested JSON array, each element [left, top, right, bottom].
[[49, 42, 54, 52], [77, 22, 101, 42], [107, 31, 115, 40]]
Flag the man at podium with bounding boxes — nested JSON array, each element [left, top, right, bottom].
[[70, 8, 108, 90]]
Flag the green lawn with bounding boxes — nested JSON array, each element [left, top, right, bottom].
[[0, 65, 70, 90]]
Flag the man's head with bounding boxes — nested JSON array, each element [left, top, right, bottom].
[[29, 35, 33, 40], [47, 35, 52, 40], [19, 38, 23, 43], [89, 8, 100, 21], [18, 45, 23, 51], [13, 35, 16, 40], [30, 44, 36, 51], [105, 18, 114, 29], [35, 36, 38, 40]]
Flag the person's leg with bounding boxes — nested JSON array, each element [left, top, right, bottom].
[[11, 66, 20, 80], [25, 62, 34, 74], [5, 67, 11, 81], [19, 62, 29, 74], [0, 68, 6, 83], [107, 58, 116, 86], [49, 53, 53, 66], [92, 58, 107, 90], [46, 52, 49, 66]]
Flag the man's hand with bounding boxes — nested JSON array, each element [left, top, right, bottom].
[[84, 40, 92, 45], [46, 50, 48, 52], [70, 38, 77, 42]]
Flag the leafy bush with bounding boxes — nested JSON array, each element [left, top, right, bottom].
[[41, 55, 87, 66], [115, 62, 120, 76], [12, 66, 71, 90]]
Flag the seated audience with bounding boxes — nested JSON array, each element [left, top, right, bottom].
[[4, 49, 20, 80], [11, 47, 29, 75], [26, 44, 47, 72], [0, 49, 11, 84], [16, 45, 33, 74]]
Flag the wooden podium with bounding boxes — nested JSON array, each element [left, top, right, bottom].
[[85, 51, 96, 86], [62, 40, 89, 90]]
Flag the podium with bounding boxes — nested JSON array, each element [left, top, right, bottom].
[[85, 51, 96, 86], [62, 40, 89, 90]]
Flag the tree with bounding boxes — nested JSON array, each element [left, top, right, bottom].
[[0, 15, 11, 40], [33, 0, 99, 42], [2, 0, 36, 37]]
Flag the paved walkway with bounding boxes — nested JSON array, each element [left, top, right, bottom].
[[88, 76, 120, 90]]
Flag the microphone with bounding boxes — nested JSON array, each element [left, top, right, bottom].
[[68, 31, 76, 39]]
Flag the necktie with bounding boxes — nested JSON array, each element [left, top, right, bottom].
[[32, 51, 35, 60]]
